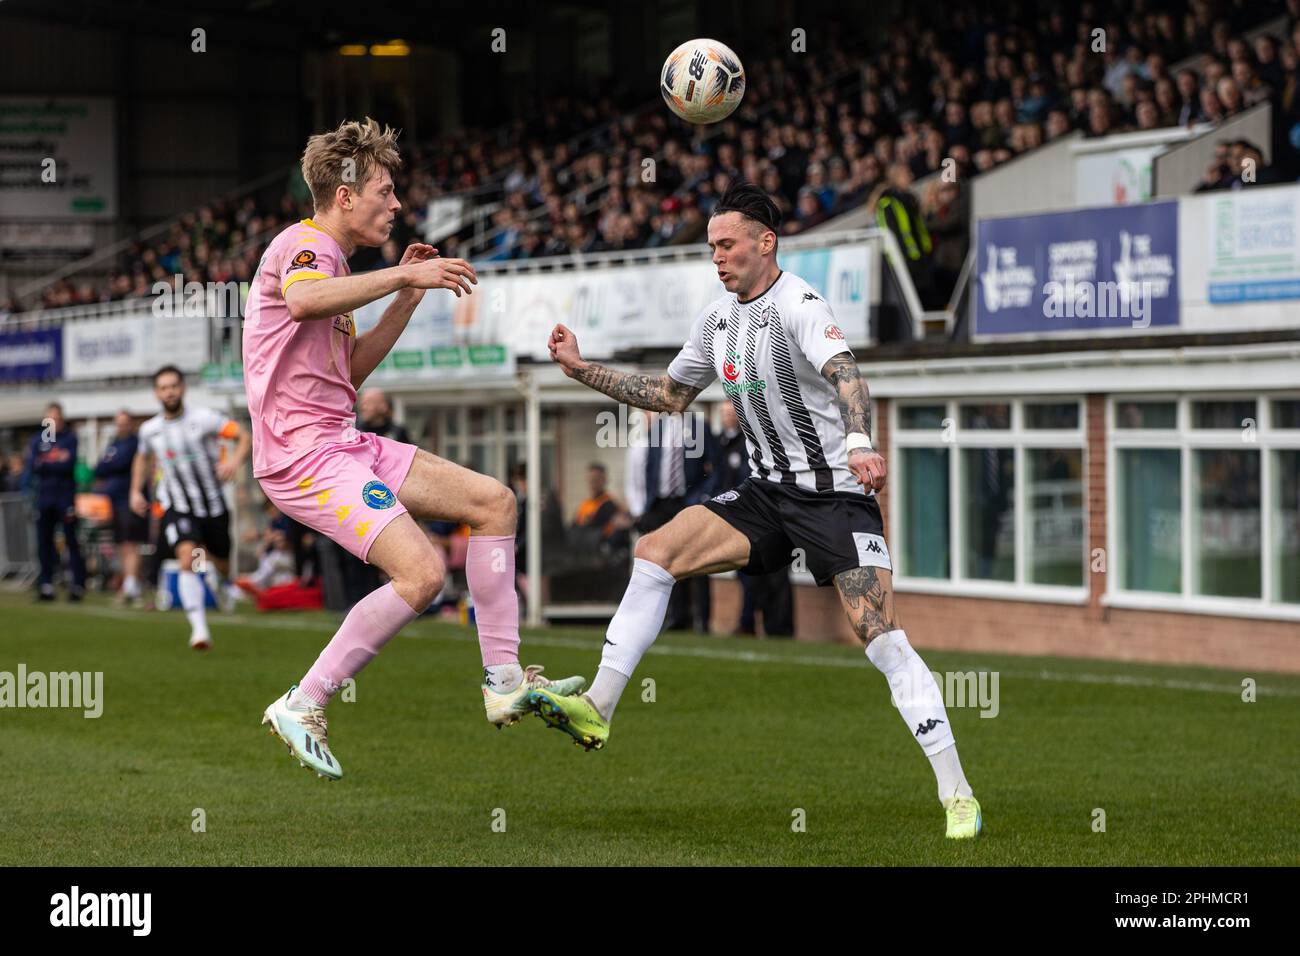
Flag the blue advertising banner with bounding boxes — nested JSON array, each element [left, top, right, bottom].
[[975, 200, 1179, 337], [0, 327, 62, 382]]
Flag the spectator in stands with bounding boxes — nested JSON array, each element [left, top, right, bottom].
[[93, 410, 147, 606], [358, 388, 411, 444], [29, 402, 85, 602], [571, 463, 631, 553]]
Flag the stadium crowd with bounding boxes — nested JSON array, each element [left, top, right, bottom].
[[5, 0, 1298, 318]]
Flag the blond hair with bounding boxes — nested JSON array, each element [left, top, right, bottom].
[[301, 117, 403, 212]]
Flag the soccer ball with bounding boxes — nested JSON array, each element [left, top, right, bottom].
[[660, 39, 745, 124]]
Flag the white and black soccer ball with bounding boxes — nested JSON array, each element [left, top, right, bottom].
[[660, 38, 746, 124]]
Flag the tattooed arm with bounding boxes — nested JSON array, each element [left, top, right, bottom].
[[548, 322, 702, 412], [821, 352, 887, 491]]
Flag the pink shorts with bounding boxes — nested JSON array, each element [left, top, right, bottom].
[[257, 432, 419, 563]]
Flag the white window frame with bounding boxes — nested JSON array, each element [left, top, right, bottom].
[[431, 403, 557, 482], [1106, 392, 1300, 621], [890, 397, 1089, 604]]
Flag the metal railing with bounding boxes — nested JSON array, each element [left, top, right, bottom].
[[0, 492, 38, 587]]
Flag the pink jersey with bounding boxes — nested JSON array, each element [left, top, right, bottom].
[[242, 218, 360, 478]]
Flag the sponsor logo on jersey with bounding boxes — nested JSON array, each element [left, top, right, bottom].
[[362, 480, 396, 510], [287, 249, 317, 273], [722, 349, 740, 382], [712, 490, 740, 503], [332, 312, 355, 336], [824, 324, 846, 340]]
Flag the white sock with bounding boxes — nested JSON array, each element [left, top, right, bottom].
[[288, 687, 318, 711], [591, 558, 675, 717], [865, 629, 970, 801], [929, 744, 973, 803], [586, 667, 630, 721], [123, 575, 139, 598], [484, 662, 524, 694], [178, 570, 209, 639]]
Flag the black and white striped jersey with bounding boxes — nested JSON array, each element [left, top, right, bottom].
[[667, 270, 864, 496], [138, 406, 233, 517]]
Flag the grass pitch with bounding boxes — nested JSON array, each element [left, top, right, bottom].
[[1, 592, 1296, 866]]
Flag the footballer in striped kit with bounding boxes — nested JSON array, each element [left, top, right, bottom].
[[542, 180, 982, 839]]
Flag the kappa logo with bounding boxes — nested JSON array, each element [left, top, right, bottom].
[[361, 480, 396, 509], [863, 539, 884, 555], [914, 718, 946, 737], [712, 310, 725, 331], [802, 292, 820, 302], [712, 490, 740, 503], [315, 489, 332, 507], [298, 476, 314, 490], [355, 520, 373, 539], [335, 504, 352, 524]]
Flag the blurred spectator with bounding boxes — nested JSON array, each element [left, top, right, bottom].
[[29, 403, 85, 601], [93, 409, 147, 606], [571, 463, 631, 553]]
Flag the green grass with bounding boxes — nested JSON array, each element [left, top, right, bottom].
[[0, 592, 1297, 866]]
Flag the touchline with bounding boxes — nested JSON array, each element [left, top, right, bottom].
[[0, 665, 103, 718]]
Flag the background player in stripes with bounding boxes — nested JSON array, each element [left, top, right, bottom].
[[539, 181, 982, 838], [130, 365, 250, 649]]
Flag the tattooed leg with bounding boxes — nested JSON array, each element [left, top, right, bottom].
[[834, 565, 899, 646]]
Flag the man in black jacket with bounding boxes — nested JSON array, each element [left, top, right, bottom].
[[29, 403, 85, 601], [94, 410, 148, 605]]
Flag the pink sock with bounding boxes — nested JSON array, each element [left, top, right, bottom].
[[299, 582, 420, 706], [466, 534, 521, 666]]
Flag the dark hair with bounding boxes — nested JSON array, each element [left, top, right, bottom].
[[588, 462, 607, 474], [45, 402, 64, 415], [153, 365, 184, 385], [712, 180, 782, 250]]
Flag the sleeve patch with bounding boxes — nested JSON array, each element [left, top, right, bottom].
[[287, 249, 318, 273]]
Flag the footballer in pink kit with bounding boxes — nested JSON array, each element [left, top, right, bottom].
[[244, 118, 585, 780]]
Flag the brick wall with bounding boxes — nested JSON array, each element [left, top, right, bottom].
[[706, 394, 1300, 675]]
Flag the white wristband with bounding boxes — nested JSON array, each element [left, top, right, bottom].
[[847, 431, 873, 453]]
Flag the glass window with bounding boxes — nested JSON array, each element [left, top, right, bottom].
[[1026, 448, 1084, 585], [444, 409, 461, 436], [1118, 449, 1181, 593], [1115, 401, 1176, 429], [504, 406, 521, 434], [1025, 402, 1080, 430], [1274, 450, 1300, 604], [1191, 400, 1256, 430], [900, 447, 950, 578], [1192, 449, 1261, 598], [1272, 399, 1300, 430], [961, 447, 1014, 580], [899, 404, 946, 430], [469, 407, 494, 437], [960, 403, 1010, 430]]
